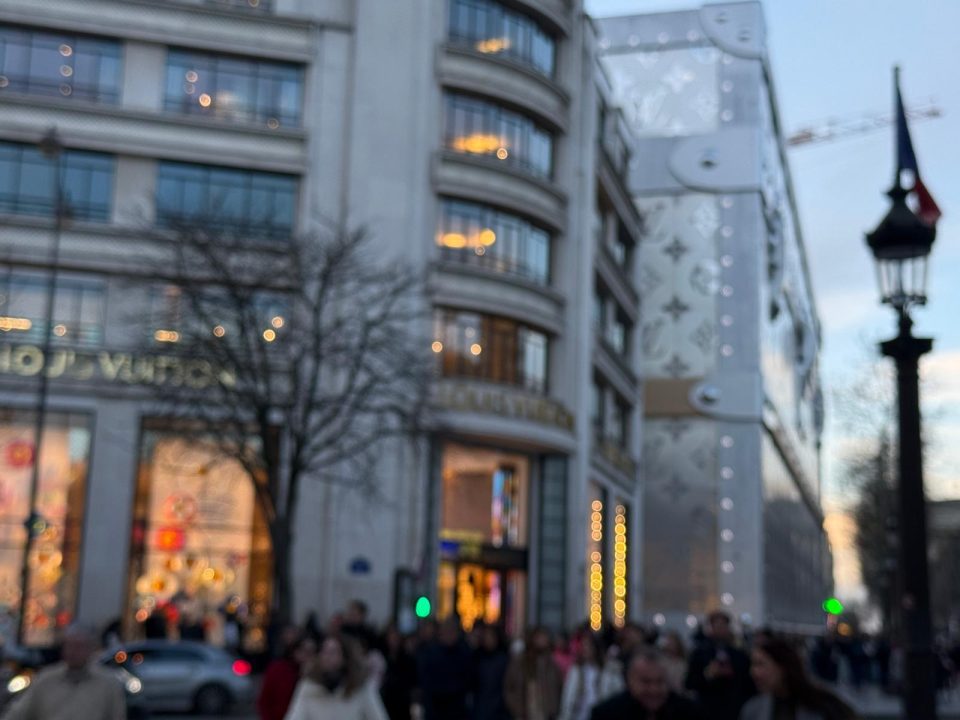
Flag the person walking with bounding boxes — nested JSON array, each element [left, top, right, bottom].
[[558, 632, 602, 720], [381, 624, 417, 720], [659, 631, 688, 695], [417, 618, 473, 720], [590, 649, 705, 720], [685, 611, 755, 720], [504, 627, 563, 720], [472, 623, 510, 720], [258, 627, 316, 720], [283, 634, 388, 720], [2, 625, 126, 720], [740, 637, 858, 720]]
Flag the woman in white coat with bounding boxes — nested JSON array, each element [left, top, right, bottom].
[[284, 634, 389, 720], [740, 637, 858, 720], [558, 633, 603, 720]]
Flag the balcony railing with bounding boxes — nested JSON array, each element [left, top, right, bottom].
[[156, 0, 275, 12]]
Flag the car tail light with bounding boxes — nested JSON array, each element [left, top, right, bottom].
[[232, 659, 252, 676]]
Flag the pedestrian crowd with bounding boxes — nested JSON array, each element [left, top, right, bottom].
[[257, 603, 861, 720]]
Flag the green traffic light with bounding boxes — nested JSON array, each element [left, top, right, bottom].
[[415, 596, 431, 619], [822, 598, 844, 615]]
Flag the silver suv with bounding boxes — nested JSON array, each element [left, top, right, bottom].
[[100, 640, 254, 715]]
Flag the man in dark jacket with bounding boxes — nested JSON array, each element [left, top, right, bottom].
[[417, 618, 474, 720], [592, 649, 704, 720], [684, 611, 754, 720]]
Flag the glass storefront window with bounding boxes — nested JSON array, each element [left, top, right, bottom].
[[437, 198, 551, 285], [155, 161, 298, 239], [448, 0, 556, 77], [444, 93, 553, 178], [0, 273, 105, 347], [437, 443, 529, 635], [433, 309, 548, 393], [0, 410, 90, 646], [126, 429, 271, 651], [164, 49, 303, 128], [0, 26, 121, 103], [0, 141, 114, 221]]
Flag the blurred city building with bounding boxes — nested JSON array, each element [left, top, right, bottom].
[[0, 0, 645, 644], [595, 2, 833, 633]]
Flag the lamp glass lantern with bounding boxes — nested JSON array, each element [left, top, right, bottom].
[[866, 184, 935, 311]]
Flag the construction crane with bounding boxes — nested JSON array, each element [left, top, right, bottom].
[[786, 103, 942, 148]]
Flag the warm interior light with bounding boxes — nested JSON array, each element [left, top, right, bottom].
[[451, 134, 507, 155], [154, 329, 180, 343], [440, 233, 468, 248], [262, 329, 277, 342], [475, 37, 512, 54], [470, 343, 482, 356], [0, 316, 32, 332], [479, 229, 497, 246], [431, 341, 444, 353]]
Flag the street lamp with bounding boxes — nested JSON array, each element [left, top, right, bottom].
[[15, 128, 66, 647], [865, 137, 938, 719]]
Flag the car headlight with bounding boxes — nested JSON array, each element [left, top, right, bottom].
[[7, 675, 30, 694], [125, 676, 142, 695]]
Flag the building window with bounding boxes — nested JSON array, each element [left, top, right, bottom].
[[433, 309, 548, 393], [608, 221, 633, 271], [164, 49, 302, 128], [444, 93, 553, 178], [0, 141, 114, 221], [448, 0, 556, 77], [0, 26, 121, 103], [595, 282, 632, 360], [156, 161, 298, 238], [0, 410, 91, 646], [593, 376, 631, 451], [148, 285, 288, 346], [0, 273, 105, 346], [127, 428, 272, 650], [437, 199, 550, 285], [437, 442, 529, 635]]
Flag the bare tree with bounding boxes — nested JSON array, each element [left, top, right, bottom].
[[140, 221, 431, 625]]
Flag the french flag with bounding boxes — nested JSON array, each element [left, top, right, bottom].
[[896, 69, 942, 227]]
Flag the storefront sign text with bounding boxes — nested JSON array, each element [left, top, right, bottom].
[[0, 343, 236, 390], [435, 382, 575, 432]]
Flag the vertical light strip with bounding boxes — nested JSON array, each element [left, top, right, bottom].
[[589, 499, 604, 631], [613, 504, 627, 627]]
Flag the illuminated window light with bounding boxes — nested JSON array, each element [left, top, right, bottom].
[[440, 232, 467, 249], [475, 37, 512, 54], [451, 134, 507, 155], [154, 329, 180, 343], [0, 316, 32, 332], [431, 341, 444, 353], [479, 229, 497, 246]]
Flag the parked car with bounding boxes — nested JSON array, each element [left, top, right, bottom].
[[100, 640, 254, 715]]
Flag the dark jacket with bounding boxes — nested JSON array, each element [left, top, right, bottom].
[[417, 639, 474, 720], [472, 647, 510, 720], [590, 691, 706, 720], [381, 648, 417, 720], [684, 640, 755, 720]]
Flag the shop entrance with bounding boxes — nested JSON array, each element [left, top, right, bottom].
[[437, 442, 532, 637]]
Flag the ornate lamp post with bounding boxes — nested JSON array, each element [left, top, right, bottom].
[[865, 152, 937, 720]]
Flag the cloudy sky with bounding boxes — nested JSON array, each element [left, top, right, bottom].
[[586, 0, 960, 598]]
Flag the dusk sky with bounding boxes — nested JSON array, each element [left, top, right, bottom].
[[587, 0, 960, 599]]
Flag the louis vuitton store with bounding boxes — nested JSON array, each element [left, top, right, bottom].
[[0, 339, 272, 650]]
